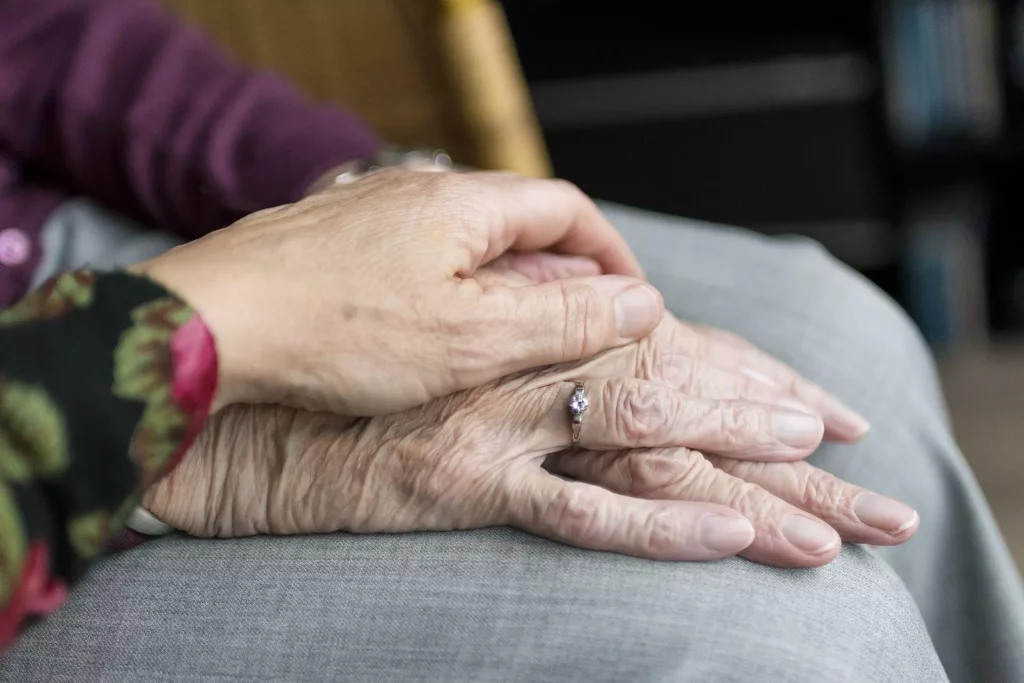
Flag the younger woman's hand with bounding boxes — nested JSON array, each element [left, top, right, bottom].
[[132, 169, 660, 415]]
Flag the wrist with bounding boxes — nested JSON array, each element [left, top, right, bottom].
[[126, 259, 248, 412], [305, 147, 454, 196]]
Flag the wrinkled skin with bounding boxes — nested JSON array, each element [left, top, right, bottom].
[[146, 261, 916, 569], [134, 169, 662, 415]]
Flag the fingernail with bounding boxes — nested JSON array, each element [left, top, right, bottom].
[[853, 493, 919, 534], [700, 514, 755, 554], [782, 515, 840, 554], [823, 396, 871, 439], [771, 411, 824, 448], [613, 284, 662, 338]]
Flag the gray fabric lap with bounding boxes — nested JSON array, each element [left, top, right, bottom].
[[2, 530, 943, 683], [30, 198, 182, 290]]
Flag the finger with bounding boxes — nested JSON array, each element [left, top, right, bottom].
[[467, 276, 664, 374], [485, 252, 602, 284], [546, 447, 842, 568], [686, 323, 870, 442], [641, 347, 812, 409], [470, 172, 645, 277], [505, 470, 753, 561], [707, 455, 919, 546], [532, 379, 824, 461]]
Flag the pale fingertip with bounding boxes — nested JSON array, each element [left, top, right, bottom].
[[853, 492, 919, 535], [896, 511, 920, 535], [822, 396, 871, 441], [781, 515, 841, 555], [699, 514, 755, 555]]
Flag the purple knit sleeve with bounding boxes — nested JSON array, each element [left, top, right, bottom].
[[0, 0, 382, 239]]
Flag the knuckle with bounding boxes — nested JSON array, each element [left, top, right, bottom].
[[636, 335, 661, 378], [729, 375, 758, 402], [644, 507, 681, 555], [662, 353, 699, 392], [719, 404, 769, 446], [625, 448, 708, 497], [607, 382, 671, 446], [798, 470, 847, 512], [548, 484, 603, 540], [721, 479, 772, 521]]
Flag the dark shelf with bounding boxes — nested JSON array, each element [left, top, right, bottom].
[[502, 2, 874, 81], [897, 140, 999, 189], [503, 1, 1024, 329]]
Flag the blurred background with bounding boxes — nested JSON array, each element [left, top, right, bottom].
[[162, 0, 1023, 567]]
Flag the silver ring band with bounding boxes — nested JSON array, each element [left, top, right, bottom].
[[567, 381, 589, 449], [125, 506, 174, 536]]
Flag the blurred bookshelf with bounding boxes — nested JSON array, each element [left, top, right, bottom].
[[502, 0, 1024, 352]]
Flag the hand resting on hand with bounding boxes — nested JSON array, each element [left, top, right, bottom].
[[145, 259, 916, 569]]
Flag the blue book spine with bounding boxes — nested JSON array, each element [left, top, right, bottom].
[[943, 0, 970, 133], [919, 0, 943, 138], [894, 0, 928, 142], [905, 225, 953, 348]]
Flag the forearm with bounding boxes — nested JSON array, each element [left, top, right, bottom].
[[0, 0, 381, 237], [0, 270, 217, 648]]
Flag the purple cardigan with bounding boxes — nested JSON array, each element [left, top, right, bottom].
[[0, 0, 381, 306]]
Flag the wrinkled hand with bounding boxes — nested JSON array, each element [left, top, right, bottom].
[[480, 252, 872, 442], [145, 263, 916, 568], [132, 170, 660, 415]]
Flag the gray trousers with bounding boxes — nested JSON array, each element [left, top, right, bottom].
[[3, 199, 1022, 683]]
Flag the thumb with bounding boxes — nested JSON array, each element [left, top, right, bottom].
[[476, 275, 664, 375]]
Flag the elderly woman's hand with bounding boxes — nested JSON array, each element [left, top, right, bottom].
[[131, 170, 660, 415], [144, 311, 916, 569], [481, 251, 872, 442]]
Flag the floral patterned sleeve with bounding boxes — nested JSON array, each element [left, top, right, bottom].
[[0, 270, 217, 649]]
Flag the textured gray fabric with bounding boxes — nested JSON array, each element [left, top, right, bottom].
[[3, 531, 943, 683], [29, 198, 181, 290], [4, 198, 1019, 681]]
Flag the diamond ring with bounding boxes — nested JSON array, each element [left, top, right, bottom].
[[567, 381, 589, 448]]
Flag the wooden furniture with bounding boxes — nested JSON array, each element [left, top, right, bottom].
[[161, 0, 551, 177]]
